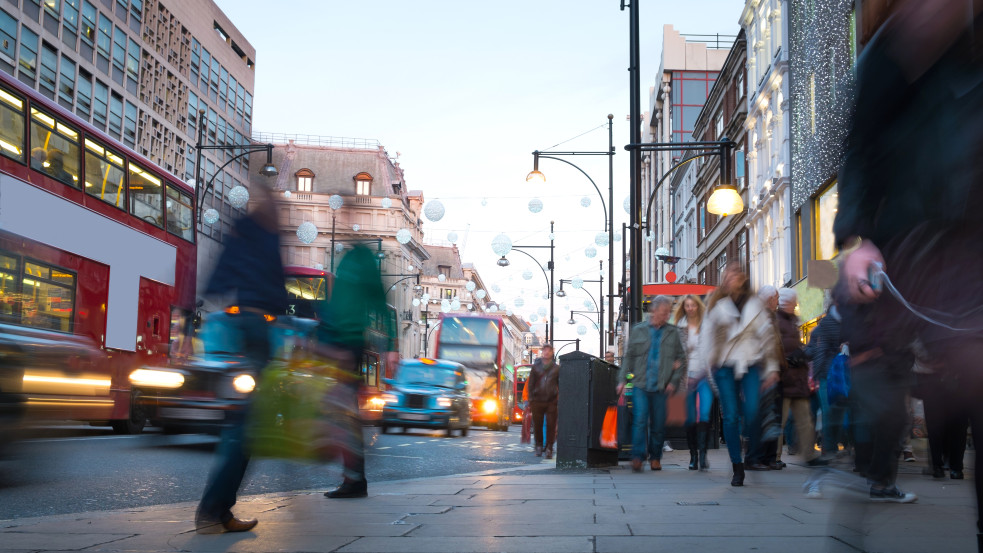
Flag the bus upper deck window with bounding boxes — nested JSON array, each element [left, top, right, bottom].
[[0, 87, 25, 164]]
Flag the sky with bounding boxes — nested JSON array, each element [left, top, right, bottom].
[[214, 0, 744, 355]]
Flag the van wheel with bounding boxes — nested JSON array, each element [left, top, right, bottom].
[[380, 425, 389, 434], [112, 391, 147, 434]]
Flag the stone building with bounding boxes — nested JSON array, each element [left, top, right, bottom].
[[252, 136, 430, 361], [741, 0, 793, 291], [0, 0, 259, 292]]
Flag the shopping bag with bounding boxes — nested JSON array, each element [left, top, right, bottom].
[[248, 355, 349, 462], [600, 406, 618, 449], [827, 353, 851, 404]]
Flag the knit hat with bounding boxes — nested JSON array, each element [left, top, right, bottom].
[[757, 285, 778, 301], [778, 287, 798, 310]]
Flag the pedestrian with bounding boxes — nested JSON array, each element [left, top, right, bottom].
[[911, 339, 969, 481], [700, 263, 780, 486], [526, 344, 560, 459], [830, 0, 983, 507], [804, 300, 846, 457], [774, 288, 825, 468], [320, 245, 387, 499], [617, 295, 686, 473], [748, 285, 784, 471], [673, 294, 712, 471], [604, 349, 617, 365], [195, 183, 287, 534]]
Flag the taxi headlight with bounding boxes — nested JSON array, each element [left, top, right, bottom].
[[436, 397, 452, 408], [129, 368, 184, 389], [481, 399, 497, 414], [381, 393, 398, 405], [232, 374, 256, 394]]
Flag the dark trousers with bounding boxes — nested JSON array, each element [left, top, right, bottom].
[[917, 372, 969, 472], [851, 356, 909, 488], [197, 313, 271, 522], [530, 401, 557, 449], [338, 380, 366, 481]]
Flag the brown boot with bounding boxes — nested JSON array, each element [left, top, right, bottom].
[[650, 459, 662, 471], [631, 458, 643, 472]]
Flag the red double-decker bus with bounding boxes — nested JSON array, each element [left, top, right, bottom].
[[434, 313, 515, 431], [0, 71, 196, 434]]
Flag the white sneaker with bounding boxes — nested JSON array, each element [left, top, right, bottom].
[[663, 441, 673, 452]]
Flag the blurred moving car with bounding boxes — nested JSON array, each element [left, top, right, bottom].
[[129, 310, 317, 434], [379, 358, 471, 437]]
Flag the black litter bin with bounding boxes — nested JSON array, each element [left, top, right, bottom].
[[556, 351, 619, 468]]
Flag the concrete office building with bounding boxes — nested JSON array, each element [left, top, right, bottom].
[[0, 0, 258, 292]]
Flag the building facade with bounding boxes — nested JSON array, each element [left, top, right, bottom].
[[787, 0, 858, 325], [641, 25, 730, 286], [689, 30, 749, 286], [741, 0, 793, 290], [252, 136, 431, 361], [0, 0, 259, 293]]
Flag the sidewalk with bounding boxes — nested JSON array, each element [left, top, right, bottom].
[[0, 447, 976, 553]]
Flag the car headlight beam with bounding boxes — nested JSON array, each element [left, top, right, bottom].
[[232, 374, 256, 394], [436, 397, 452, 408], [129, 368, 184, 389]]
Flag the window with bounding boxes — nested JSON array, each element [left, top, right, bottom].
[[208, 57, 219, 101], [441, 288, 454, 299], [736, 70, 744, 100], [18, 26, 39, 83], [58, 55, 75, 107], [42, 0, 59, 18], [108, 92, 122, 139], [125, 38, 139, 83], [814, 181, 839, 260], [92, 79, 107, 129], [737, 230, 748, 274], [295, 168, 313, 192], [0, 86, 26, 163], [166, 185, 194, 241], [1, 256, 77, 333], [715, 252, 728, 285], [80, 1, 96, 47], [190, 38, 200, 86], [38, 42, 57, 96], [122, 100, 136, 147], [111, 25, 125, 74], [199, 47, 210, 92], [0, 9, 16, 60], [30, 107, 80, 187], [438, 265, 451, 278], [129, 162, 163, 227], [84, 138, 125, 207], [129, 0, 141, 25], [75, 69, 91, 119], [698, 199, 707, 240], [187, 90, 197, 135], [354, 171, 372, 195], [62, 0, 79, 40], [96, 14, 111, 62], [714, 111, 723, 140]]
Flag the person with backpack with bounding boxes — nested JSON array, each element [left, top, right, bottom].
[[804, 301, 846, 457]]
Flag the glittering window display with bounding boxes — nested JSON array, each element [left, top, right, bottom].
[[814, 181, 838, 261]]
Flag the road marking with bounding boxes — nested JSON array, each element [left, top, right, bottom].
[[365, 453, 424, 459], [376, 446, 391, 450], [397, 443, 411, 447], [27, 435, 157, 443]]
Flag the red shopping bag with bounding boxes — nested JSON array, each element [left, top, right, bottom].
[[600, 406, 618, 449]]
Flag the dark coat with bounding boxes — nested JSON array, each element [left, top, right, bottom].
[[804, 307, 841, 381], [527, 357, 559, 404], [205, 215, 287, 315], [776, 310, 810, 399]]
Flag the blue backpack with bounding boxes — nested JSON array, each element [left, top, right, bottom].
[[827, 353, 851, 403]]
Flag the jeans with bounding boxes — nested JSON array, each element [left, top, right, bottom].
[[685, 379, 713, 426], [714, 365, 763, 465], [530, 400, 557, 450], [197, 313, 270, 522], [631, 389, 668, 461]]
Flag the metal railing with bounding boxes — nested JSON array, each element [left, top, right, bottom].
[[252, 132, 382, 149], [680, 33, 737, 50]]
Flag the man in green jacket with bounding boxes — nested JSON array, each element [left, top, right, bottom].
[[617, 295, 686, 472]]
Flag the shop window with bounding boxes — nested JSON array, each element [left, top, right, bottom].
[[814, 181, 839, 260]]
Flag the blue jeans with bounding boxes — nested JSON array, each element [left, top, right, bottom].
[[714, 365, 763, 465], [685, 379, 714, 426], [631, 389, 668, 461], [198, 313, 271, 522]]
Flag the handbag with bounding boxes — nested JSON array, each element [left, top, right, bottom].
[[520, 406, 532, 444], [248, 355, 352, 461], [600, 406, 618, 449]]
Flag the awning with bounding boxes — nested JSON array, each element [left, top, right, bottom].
[[626, 283, 716, 297]]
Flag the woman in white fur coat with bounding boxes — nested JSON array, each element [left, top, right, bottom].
[[700, 262, 781, 487]]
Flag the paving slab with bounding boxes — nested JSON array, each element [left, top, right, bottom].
[[337, 536, 595, 553]]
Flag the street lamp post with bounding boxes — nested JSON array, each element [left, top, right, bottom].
[[193, 110, 277, 227], [624, 138, 738, 320], [557, 270, 604, 354], [494, 221, 555, 344], [525, 115, 616, 347], [554, 338, 582, 356]]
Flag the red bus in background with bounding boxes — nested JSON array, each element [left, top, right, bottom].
[[282, 265, 398, 422], [434, 313, 515, 431], [0, 70, 197, 434]]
